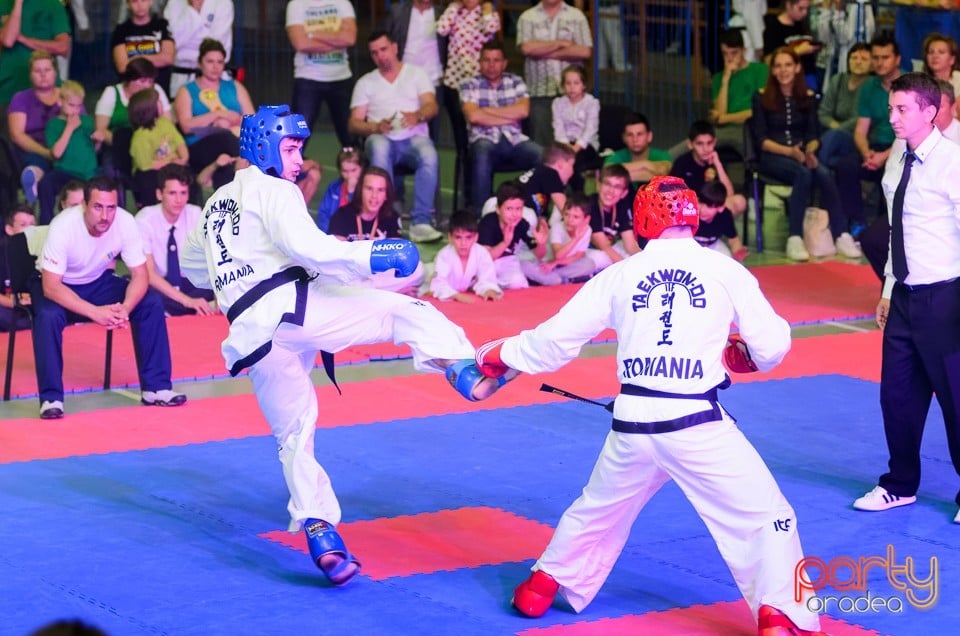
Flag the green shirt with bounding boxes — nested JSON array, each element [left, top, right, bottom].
[[604, 147, 671, 165], [857, 76, 895, 149], [0, 0, 70, 105], [712, 61, 768, 116], [45, 114, 97, 180]]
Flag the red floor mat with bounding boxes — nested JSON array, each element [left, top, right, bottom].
[[0, 263, 880, 398]]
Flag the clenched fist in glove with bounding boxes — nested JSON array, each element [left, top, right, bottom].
[[723, 334, 759, 373], [370, 239, 419, 277]]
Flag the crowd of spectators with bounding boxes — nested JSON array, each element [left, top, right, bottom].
[[3, 0, 960, 418]]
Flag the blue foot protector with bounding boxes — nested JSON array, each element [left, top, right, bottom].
[[304, 519, 361, 586], [445, 360, 506, 402]]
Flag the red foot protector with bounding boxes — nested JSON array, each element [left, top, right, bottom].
[[758, 605, 830, 636], [515, 600, 881, 636], [513, 570, 559, 618]]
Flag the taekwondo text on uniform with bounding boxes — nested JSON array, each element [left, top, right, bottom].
[[794, 544, 939, 613], [632, 269, 707, 312]]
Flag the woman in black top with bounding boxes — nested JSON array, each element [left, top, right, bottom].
[[752, 47, 847, 261]]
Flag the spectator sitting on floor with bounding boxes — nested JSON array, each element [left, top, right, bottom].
[[587, 163, 642, 270], [8, 52, 63, 207], [129, 87, 190, 207], [134, 164, 216, 316], [348, 30, 442, 244], [518, 141, 576, 221], [551, 65, 600, 192], [30, 175, 186, 420], [317, 146, 364, 233], [603, 111, 671, 187], [1, 203, 37, 332], [427, 210, 502, 302], [39, 81, 98, 225], [523, 192, 597, 286], [461, 40, 543, 211], [694, 180, 747, 261], [327, 165, 424, 295], [669, 120, 747, 218], [478, 180, 547, 289]]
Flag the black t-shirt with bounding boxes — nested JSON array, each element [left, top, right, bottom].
[[588, 193, 632, 241], [477, 213, 534, 257], [518, 165, 564, 217], [695, 210, 738, 246], [111, 16, 174, 88], [328, 205, 401, 241], [669, 151, 720, 196], [762, 14, 817, 78]]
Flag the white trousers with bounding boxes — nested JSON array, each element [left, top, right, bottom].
[[247, 282, 475, 532], [534, 415, 820, 632]]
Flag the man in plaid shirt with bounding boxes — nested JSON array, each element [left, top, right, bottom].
[[461, 40, 543, 211]]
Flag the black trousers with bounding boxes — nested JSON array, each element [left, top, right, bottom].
[[879, 278, 960, 504]]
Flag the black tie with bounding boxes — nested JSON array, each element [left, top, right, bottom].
[[890, 153, 915, 283], [166, 226, 181, 287]]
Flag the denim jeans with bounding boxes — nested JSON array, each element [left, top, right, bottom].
[[759, 152, 844, 237], [365, 134, 438, 226], [292, 77, 355, 147], [469, 137, 543, 210]]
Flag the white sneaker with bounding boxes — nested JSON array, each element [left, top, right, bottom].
[[835, 232, 863, 259], [954, 508, 960, 524], [785, 235, 810, 261], [141, 389, 187, 407], [39, 400, 64, 420], [408, 223, 442, 243], [852, 485, 916, 511]]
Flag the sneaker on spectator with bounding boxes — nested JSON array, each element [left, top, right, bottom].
[[954, 508, 960, 524], [21, 166, 40, 204], [852, 485, 916, 511], [835, 232, 862, 259], [785, 235, 810, 261], [141, 389, 187, 407], [40, 400, 64, 419], [408, 223, 442, 243]]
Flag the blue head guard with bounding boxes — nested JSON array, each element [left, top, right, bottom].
[[239, 105, 311, 177]]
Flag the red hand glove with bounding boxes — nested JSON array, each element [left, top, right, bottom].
[[476, 338, 510, 378], [723, 334, 759, 373]]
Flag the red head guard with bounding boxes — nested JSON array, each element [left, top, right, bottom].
[[632, 176, 700, 240]]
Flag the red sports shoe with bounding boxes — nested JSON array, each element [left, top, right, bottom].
[[512, 570, 559, 618], [758, 605, 830, 636]]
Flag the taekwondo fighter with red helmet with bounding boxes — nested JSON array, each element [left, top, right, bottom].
[[180, 105, 512, 587], [475, 176, 826, 635]]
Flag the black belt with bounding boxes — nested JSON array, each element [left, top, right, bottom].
[[898, 276, 959, 293], [171, 65, 197, 75], [611, 381, 727, 435], [227, 267, 310, 324]]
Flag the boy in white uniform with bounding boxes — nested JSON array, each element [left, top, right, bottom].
[[475, 176, 825, 634], [180, 105, 511, 587], [429, 211, 502, 302]]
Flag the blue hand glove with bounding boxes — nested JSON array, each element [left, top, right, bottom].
[[370, 238, 419, 277]]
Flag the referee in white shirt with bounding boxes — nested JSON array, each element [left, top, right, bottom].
[[853, 73, 960, 522]]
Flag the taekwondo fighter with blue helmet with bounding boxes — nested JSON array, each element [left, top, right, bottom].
[[474, 176, 826, 635], [180, 105, 513, 587]]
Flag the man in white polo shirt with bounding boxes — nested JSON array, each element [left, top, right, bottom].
[[349, 30, 441, 243], [286, 0, 357, 147], [30, 176, 185, 419]]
